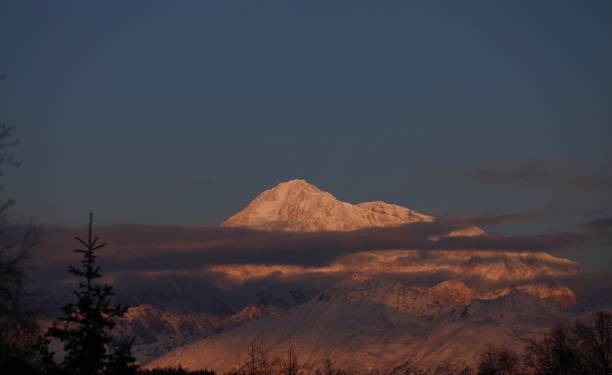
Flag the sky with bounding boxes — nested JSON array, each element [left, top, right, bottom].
[[0, 1, 611, 268]]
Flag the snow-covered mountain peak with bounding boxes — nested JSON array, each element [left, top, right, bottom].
[[279, 178, 321, 189], [221, 179, 434, 232], [267, 178, 327, 197]]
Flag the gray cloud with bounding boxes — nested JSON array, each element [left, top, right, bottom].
[[438, 208, 553, 226], [464, 158, 612, 191], [439, 207, 608, 227], [584, 217, 612, 232], [27, 219, 612, 312], [30, 221, 594, 276], [582, 217, 612, 246]]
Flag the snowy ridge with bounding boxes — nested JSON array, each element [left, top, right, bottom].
[[318, 275, 575, 316], [115, 303, 283, 363], [146, 276, 573, 372]]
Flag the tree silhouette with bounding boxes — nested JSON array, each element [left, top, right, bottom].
[[524, 311, 612, 375], [281, 344, 299, 375], [0, 123, 41, 365], [47, 213, 136, 375], [477, 346, 522, 375], [574, 311, 612, 375]]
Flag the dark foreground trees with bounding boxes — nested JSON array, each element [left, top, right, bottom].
[[476, 347, 521, 375], [139, 369, 215, 375], [45, 213, 137, 375], [0, 123, 42, 365], [223, 341, 305, 375], [523, 311, 612, 375], [476, 311, 612, 375]]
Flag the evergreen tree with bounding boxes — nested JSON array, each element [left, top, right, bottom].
[[47, 213, 136, 375], [106, 338, 137, 375]]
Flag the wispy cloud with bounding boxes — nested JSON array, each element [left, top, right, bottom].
[[438, 207, 608, 227], [584, 217, 612, 232], [582, 217, 612, 245], [464, 158, 612, 191]]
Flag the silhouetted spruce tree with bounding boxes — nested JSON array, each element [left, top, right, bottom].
[[47, 213, 136, 375]]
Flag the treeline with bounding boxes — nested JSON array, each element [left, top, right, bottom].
[[477, 310, 612, 375]]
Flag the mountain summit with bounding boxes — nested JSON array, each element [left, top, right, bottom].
[[221, 179, 433, 232]]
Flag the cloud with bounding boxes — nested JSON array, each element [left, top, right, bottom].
[[582, 217, 612, 245], [584, 217, 612, 232], [439, 208, 553, 226], [464, 158, 612, 191], [27, 219, 612, 312], [27, 213, 611, 305], [30, 221, 593, 276], [438, 207, 608, 227]]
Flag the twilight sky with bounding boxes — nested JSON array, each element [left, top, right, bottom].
[[1, 1, 611, 270]]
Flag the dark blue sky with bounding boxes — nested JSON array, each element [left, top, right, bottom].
[[1, 0, 610, 257]]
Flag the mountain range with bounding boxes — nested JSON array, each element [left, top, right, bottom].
[[147, 276, 572, 372], [129, 179, 593, 371]]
